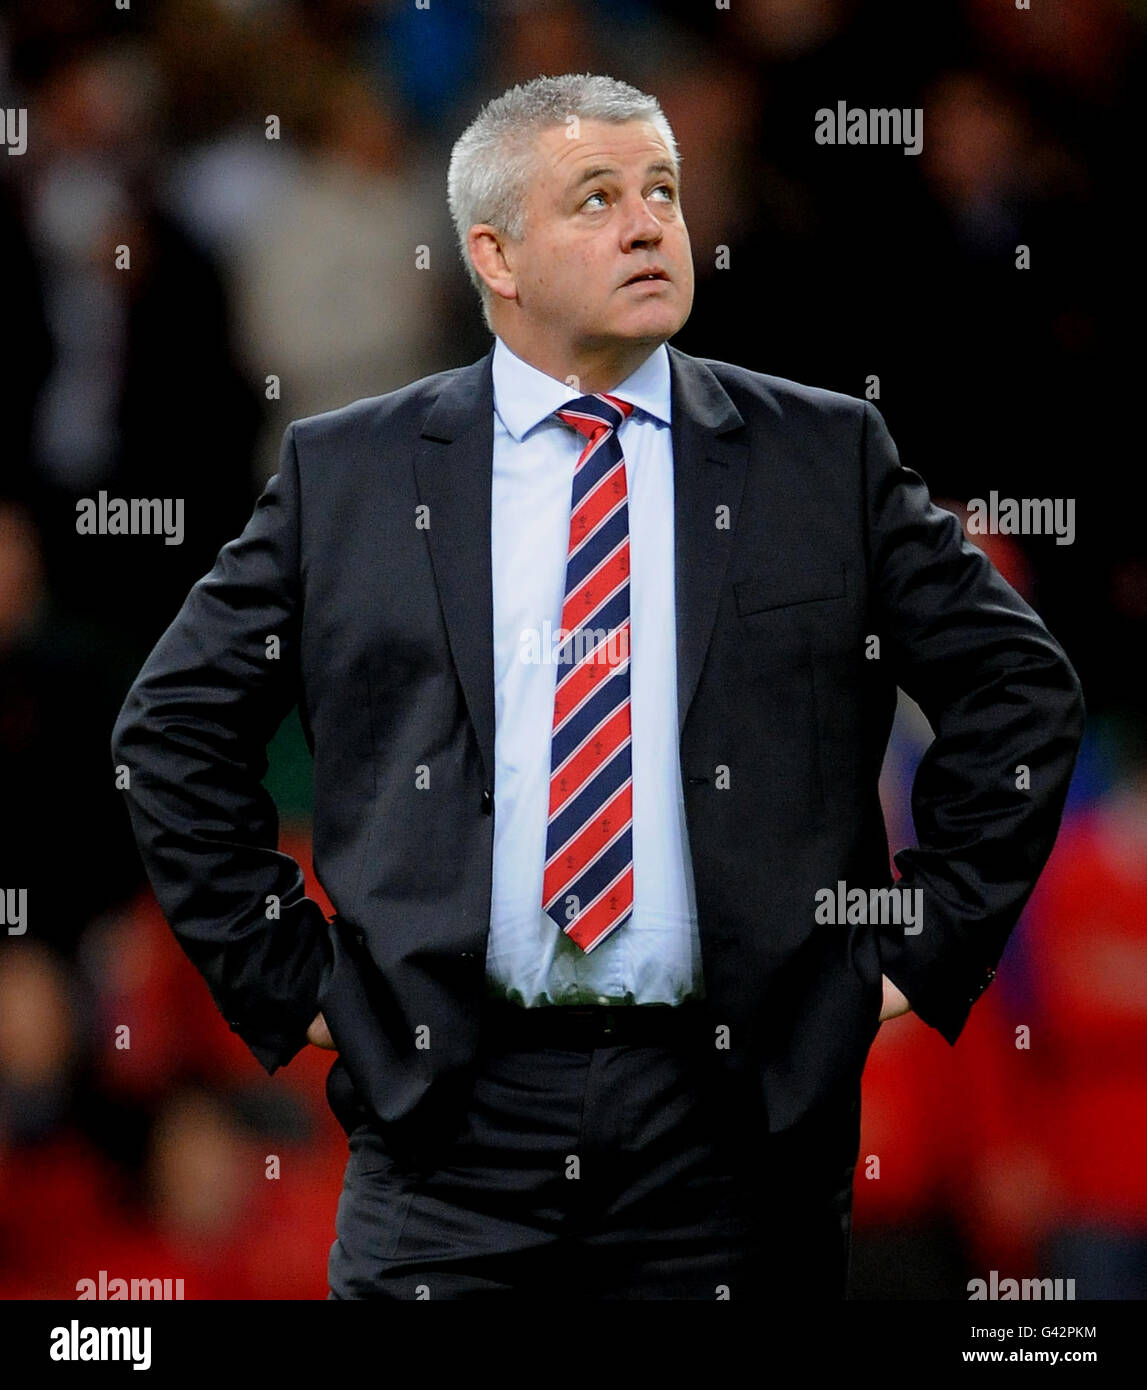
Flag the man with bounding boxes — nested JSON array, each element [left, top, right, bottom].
[[111, 73, 1085, 1300]]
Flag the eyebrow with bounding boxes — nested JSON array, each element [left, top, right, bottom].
[[567, 160, 678, 193]]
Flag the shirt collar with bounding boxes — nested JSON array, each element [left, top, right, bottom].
[[492, 335, 672, 443]]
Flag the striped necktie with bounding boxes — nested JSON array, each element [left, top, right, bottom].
[[542, 392, 636, 953]]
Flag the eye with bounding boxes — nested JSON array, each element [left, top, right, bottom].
[[651, 184, 675, 201], [582, 190, 608, 210]]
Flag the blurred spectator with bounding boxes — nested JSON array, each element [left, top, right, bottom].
[[228, 66, 447, 478], [9, 41, 261, 656], [0, 502, 142, 951], [0, 942, 79, 1144], [1021, 730, 1147, 1298]]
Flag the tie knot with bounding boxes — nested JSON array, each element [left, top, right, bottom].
[[554, 392, 634, 441]]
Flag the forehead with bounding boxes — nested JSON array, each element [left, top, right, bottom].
[[530, 118, 675, 189]]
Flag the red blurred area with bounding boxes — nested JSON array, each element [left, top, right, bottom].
[[0, 828, 349, 1300], [856, 776, 1147, 1288]]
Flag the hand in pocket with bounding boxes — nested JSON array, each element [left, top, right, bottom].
[[307, 1011, 337, 1049]]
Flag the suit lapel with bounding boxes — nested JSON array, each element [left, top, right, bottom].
[[413, 348, 498, 790], [667, 345, 749, 736], [412, 343, 750, 792]]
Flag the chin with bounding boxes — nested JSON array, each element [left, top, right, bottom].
[[618, 307, 682, 338], [630, 319, 684, 345]]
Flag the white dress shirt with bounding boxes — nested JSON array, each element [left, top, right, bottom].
[[485, 335, 704, 1007]]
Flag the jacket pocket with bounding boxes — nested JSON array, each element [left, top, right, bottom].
[[734, 560, 845, 617]]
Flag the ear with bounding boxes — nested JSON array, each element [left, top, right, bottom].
[[467, 224, 519, 304]]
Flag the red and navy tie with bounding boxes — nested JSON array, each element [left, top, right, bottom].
[[542, 392, 636, 952]]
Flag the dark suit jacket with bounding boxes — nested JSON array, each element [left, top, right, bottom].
[[110, 343, 1085, 1172]]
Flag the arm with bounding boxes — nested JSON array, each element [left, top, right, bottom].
[[110, 422, 330, 1073], [861, 401, 1085, 1044]]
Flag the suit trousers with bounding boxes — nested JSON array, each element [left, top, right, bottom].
[[326, 1005, 857, 1300]]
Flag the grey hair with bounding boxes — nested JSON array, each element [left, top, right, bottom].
[[447, 72, 681, 332]]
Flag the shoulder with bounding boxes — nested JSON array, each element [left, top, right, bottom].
[[671, 347, 869, 435]]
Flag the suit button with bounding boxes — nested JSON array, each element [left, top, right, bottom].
[[481, 788, 494, 814]]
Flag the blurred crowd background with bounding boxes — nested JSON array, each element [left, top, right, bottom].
[[1, 0, 1144, 1300]]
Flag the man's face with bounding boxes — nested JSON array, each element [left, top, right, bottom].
[[493, 118, 694, 363]]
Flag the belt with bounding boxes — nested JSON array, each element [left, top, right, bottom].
[[480, 999, 709, 1050]]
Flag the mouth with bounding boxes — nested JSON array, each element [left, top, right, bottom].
[[621, 268, 670, 287]]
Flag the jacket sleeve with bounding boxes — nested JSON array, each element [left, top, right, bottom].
[[861, 400, 1085, 1044], [110, 422, 330, 1074]]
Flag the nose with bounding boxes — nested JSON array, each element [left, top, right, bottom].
[[619, 189, 664, 249]]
